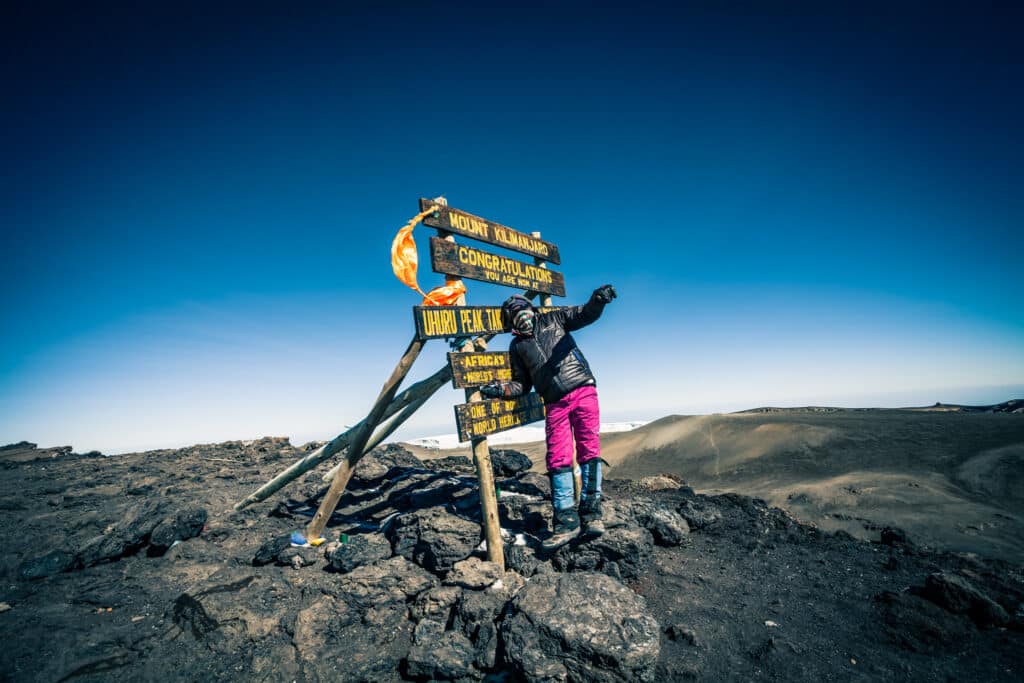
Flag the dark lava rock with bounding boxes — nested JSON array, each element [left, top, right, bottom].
[[405, 619, 481, 682], [388, 508, 481, 573], [334, 556, 438, 607], [552, 524, 654, 580], [501, 471, 550, 498], [489, 449, 532, 477], [252, 534, 292, 566], [18, 550, 77, 580], [498, 496, 550, 535], [665, 623, 699, 646], [454, 586, 508, 670], [445, 557, 503, 590], [920, 571, 1010, 627], [405, 477, 468, 509], [875, 590, 974, 653], [352, 443, 424, 487], [504, 543, 541, 577], [149, 507, 207, 554], [501, 571, 660, 682], [410, 585, 462, 623], [677, 499, 722, 530], [278, 546, 319, 568], [76, 500, 169, 567], [880, 526, 912, 547], [423, 455, 476, 474], [327, 532, 392, 573], [634, 505, 690, 547]]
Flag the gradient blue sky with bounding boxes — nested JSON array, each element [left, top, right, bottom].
[[2, 2, 1022, 453]]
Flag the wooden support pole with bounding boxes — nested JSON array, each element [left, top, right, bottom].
[[443, 217, 504, 570], [304, 335, 426, 540], [320, 383, 432, 482], [233, 363, 451, 510]]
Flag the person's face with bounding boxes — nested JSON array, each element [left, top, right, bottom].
[[513, 308, 536, 335]]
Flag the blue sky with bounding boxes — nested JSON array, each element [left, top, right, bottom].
[[2, 3, 1022, 453]]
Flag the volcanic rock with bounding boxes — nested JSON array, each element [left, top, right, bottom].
[[445, 557, 503, 590], [18, 550, 77, 580], [501, 571, 661, 682], [352, 443, 424, 487], [489, 449, 532, 477], [76, 500, 169, 566], [552, 523, 654, 580], [678, 498, 722, 530], [149, 507, 207, 555], [252, 534, 291, 566], [334, 556, 438, 607], [327, 532, 392, 573], [920, 571, 1010, 627], [388, 507, 481, 573], [405, 618, 481, 682]]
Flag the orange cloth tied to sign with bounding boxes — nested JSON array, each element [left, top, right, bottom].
[[391, 207, 467, 306]]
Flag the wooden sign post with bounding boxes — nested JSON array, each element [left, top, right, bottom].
[[238, 198, 568, 574]]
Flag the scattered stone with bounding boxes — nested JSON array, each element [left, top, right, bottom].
[[678, 499, 722, 530], [880, 526, 911, 547], [278, 546, 319, 569], [252, 534, 292, 566], [76, 501, 169, 566], [489, 449, 533, 477], [636, 506, 689, 547], [149, 507, 207, 555], [405, 619, 481, 681], [501, 572, 660, 682], [334, 556, 438, 607], [454, 586, 508, 670], [552, 523, 654, 580], [18, 550, 77, 580], [665, 623, 699, 646], [422, 455, 476, 474], [327, 533, 392, 573], [445, 557, 503, 590], [0, 603, 10, 612], [501, 471, 550, 498], [504, 543, 541, 577], [875, 590, 974, 653], [410, 585, 462, 623], [405, 477, 467, 509], [388, 507, 481, 573], [635, 475, 681, 491], [919, 571, 1010, 627], [352, 443, 423, 487]]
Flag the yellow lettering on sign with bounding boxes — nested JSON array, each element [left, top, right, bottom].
[[422, 308, 458, 336]]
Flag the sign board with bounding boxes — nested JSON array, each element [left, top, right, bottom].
[[413, 305, 565, 340], [454, 393, 546, 442], [448, 352, 512, 388], [429, 237, 566, 297], [419, 199, 561, 264]]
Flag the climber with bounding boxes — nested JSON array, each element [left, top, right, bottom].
[[481, 284, 617, 550]]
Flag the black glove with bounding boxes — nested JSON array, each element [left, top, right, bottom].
[[479, 382, 505, 399], [591, 284, 617, 304]]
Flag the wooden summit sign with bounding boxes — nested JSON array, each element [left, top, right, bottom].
[[429, 237, 566, 296], [454, 393, 546, 442], [413, 305, 565, 340], [448, 351, 512, 389], [419, 198, 561, 264]]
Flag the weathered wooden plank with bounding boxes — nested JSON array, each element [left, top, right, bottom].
[[454, 393, 546, 443], [419, 198, 560, 264], [429, 237, 566, 296], [448, 351, 512, 388], [413, 305, 565, 340]]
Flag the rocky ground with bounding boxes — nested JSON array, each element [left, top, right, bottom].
[[1, 438, 1022, 682]]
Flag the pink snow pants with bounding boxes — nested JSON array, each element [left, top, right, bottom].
[[544, 385, 600, 471]]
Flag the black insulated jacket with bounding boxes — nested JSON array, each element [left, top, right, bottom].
[[506, 298, 605, 403]]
